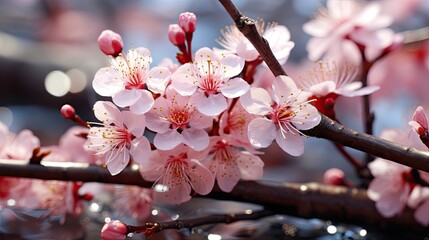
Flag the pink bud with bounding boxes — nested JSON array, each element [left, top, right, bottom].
[[98, 30, 123, 57], [178, 12, 196, 33], [60, 104, 75, 119], [101, 220, 127, 240], [323, 168, 345, 185], [168, 24, 186, 46]]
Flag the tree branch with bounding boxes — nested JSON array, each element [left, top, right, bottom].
[[0, 160, 426, 234], [218, 0, 429, 172]]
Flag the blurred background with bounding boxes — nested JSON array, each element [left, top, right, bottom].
[[0, 0, 428, 238]]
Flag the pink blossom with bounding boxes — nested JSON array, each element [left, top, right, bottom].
[[178, 12, 196, 33], [367, 128, 428, 219], [219, 100, 256, 151], [93, 48, 171, 115], [85, 101, 151, 175], [168, 24, 186, 46], [240, 76, 321, 156], [139, 145, 214, 204], [171, 47, 248, 116], [409, 106, 429, 148], [0, 123, 40, 161], [408, 185, 429, 226], [101, 220, 127, 240], [304, 0, 394, 61], [145, 86, 212, 151], [203, 137, 264, 192], [298, 61, 379, 98], [98, 30, 123, 57], [216, 19, 294, 64], [113, 186, 152, 221]]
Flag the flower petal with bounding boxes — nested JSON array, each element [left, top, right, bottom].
[[129, 90, 155, 115], [247, 118, 276, 148], [112, 89, 141, 108], [240, 87, 272, 115], [275, 130, 304, 156], [236, 152, 264, 180], [92, 67, 124, 96], [93, 101, 123, 124], [220, 77, 249, 98], [146, 66, 171, 94], [193, 93, 227, 116], [154, 129, 183, 150], [129, 137, 152, 165], [106, 148, 129, 176], [171, 63, 198, 96], [187, 160, 215, 195], [122, 111, 146, 137], [181, 128, 210, 151], [220, 52, 246, 78]]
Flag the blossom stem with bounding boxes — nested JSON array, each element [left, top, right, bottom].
[[186, 33, 193, 63]]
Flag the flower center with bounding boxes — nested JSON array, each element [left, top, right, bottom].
[[213, 140, 239, 162], [199, 60, 222, 95], [168, 108, 191, 129]]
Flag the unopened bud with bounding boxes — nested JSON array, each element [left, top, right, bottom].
[[168, 24, 186, 46], [178, 12, 196, 33], [323, 168, 345, 185], [98, 30, 123, 57], [61, 104, 75, 119], [101, 220, 127, 240]]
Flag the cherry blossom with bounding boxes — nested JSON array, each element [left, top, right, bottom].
[[297, 61, 379, 118], [139, 145, 214, 204], [216, 19, 294, 64], [367, 128, 428, 219], [203, 137, 264, 192], [93, 47, 171, 115], [85, 101, 151, 176], [409, 106, 429, 148], [113, 186, 153, 221], [171, 47, 248, 116], [0, 124, 40, 161], [240, 75, 321, 156], [145, 86, 212, 151], [304, 0, 394, 61], [178, 12, 197, 33]]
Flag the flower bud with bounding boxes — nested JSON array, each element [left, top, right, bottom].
[[98, 30, 123, 57], [101, 220, 127, 240], [60, 104, 75, 119], [178, 12, 196, 33], [323, 168, 345, 186], [168, 24, 186, 46]]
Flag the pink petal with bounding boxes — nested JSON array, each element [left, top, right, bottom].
[[272, 75, 298, 103], [193, 93, 227, 116], [188, 112, 213, 129], [412, 106, 428, 130], [129, 90, 155, 115], [291, 104, 321, 130], [121, 111, 146, 137], [129, 137, 152, 165], [415, 199, 429, 226], [106, 148, 130, 176], [155, 176, 192, 204], [309, 81, 336, 97], [220, 77, 249, 98], [181, 128, 209, 151], [303, 20, 332, 37], [93, 101, 122, 124], [154, 129, 183, 150], [126, 47, 151, 71], [186, 160, 215, 195], [354, 3, 382, 26], [275, 130, 304, 156], [240, 87, 272, 115], [236, 152, 264, 180], [216, 160, 241, 192], [112, 89, 141, 108], [247, 118, 276, 148], [171, 63, 198, 96], [146, 66, 171, 94], [337, 85, 380, 97], [375, 187, 408, 218], [92, 67, 124, 97], [220, 52, 246, 79], [236, 40, 259, 61], [327, 0, 357, 19], [145, 112, 170, 133], [306, 37, 334, 61]]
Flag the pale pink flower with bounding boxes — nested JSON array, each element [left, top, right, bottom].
[[98, 30, 123, 57], [171, 47, 248, 116], [298, 61, 379, 98], [408, 185, 429, 226], [158, 58, 179, 74], [139, 144, 214, 204], [145, 86, 212, 151], [33, 180, 86, 224], [240, 76, 321, 156], [409, 106, 429, 148], [85, 101, 151, 176], [113, 186, 152, 221], [101, 220, 127, 240], [203, 137, 264, 192], [0, 126, 40, 161], [367, 128, 428, 218], [304, 0, 394, 61], [216, 19, 294, 64], [219, 100, 256, 151], [93, 47, 171, 115]]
